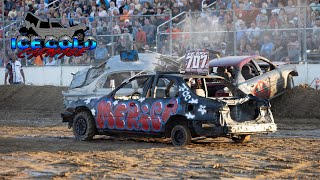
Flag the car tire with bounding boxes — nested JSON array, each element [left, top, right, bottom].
[[19, 27, 28, 36], [286, 74, 294, 90], [232, 135, 251, 143], [74, 31, 84, 41], [171, 124, 191, 147], [73, 111, 96, 141]]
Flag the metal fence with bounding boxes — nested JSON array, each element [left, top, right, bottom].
[[1, 6, 320, 67], [0, 14, 168, 66], [156, 7, 320, 64]]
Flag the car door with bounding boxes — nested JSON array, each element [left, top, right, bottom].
[[143, 76, 181, 132], [95, 71, 133, 97], [253, 57, 284, 98], [239, 60, 271, 99], [38, 20, 52, 38], [107, 75, 154, 130], [50, 22, 67, 38]]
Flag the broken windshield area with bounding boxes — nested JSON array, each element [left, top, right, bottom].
[[69, 63, 106, 89]]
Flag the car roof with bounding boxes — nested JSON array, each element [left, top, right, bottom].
[[105, 53, 160, 72], [209, 55, 259, 67], [131, 72, 230, 81]]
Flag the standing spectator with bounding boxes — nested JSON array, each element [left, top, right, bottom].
[[260, 35, 274, 59], [94, 42, 109, 62], [236, 20, 247, 42], [119, 28, 133, 51], [45, 57, 57, 66], [166, 23, 182, 42], [312, 17, 320, 51], [4, 58, 25, 85], [284, 0, 296, 20], [271, 36, 287, 61], [142, 18, 156, 45], [135, 25, 147, 50], [246, 22, 260, 43], [250, 37, 262, 53]]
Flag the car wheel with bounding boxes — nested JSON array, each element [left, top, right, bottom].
[[75, 31, 84, 41], [286, 74, 294, 90], [73, 111, 96, 141], [19, 27, 28, 36], [171, 125, 191, 147], [232, 135, 251, 143]]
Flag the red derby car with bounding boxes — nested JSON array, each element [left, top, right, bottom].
[[209, 55, 298, 99]]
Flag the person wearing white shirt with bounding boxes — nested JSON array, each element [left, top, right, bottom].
[[109, 1, 120, 14], [45, 57, 57, 66], [5, 58, 25, 85], [98, 6, 108, 17]]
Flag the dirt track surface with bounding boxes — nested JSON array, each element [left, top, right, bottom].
[[0, 85, 319, 179]]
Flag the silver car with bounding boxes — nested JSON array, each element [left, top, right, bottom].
[[62, 53, 166, 107]]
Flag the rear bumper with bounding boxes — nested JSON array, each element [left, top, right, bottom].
[[227, 123, 277, 134], [61, 111, 73, 122]]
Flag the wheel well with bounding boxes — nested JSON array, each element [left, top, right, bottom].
[[73, 30, 84, 35], [164, 115, 193, 138], [74, 106, 92, 116]]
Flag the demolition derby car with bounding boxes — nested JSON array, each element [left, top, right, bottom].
[[209, 55, 298, 99], [62, 51, 182, 107], [61, 70, 277, 146]]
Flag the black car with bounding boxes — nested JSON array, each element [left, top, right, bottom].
[[62, 71, 277, 146]]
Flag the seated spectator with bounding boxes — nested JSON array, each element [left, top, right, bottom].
[[310, 0, 320, 12], [268, 9, 282, 29], [8, 7, 17, 20], [109, 1, 120, 15], [98, 5, 108, 17], [237, 38, 249, 55], [260, 35, 274, 59], [123, 19, 133, 33], [256, 9, 269, 29]]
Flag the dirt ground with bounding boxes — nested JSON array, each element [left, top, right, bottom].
[[0, 85, 319, 179]]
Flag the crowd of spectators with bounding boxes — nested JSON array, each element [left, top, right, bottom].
[[0, 0, 320, 66]]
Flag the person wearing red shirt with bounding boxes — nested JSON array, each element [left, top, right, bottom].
[[135, 26, 147, 51]]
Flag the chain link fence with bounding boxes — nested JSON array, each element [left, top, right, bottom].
[[0, 14, 167, 66], [1, 6, 320, 66], [156, 6, 320, 64]]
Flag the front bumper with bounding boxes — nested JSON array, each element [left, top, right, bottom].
[[227, 123, 277, 134], [61, 111, 73, 123]]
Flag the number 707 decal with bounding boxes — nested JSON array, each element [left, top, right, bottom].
[[185, 52, 209, 74]]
